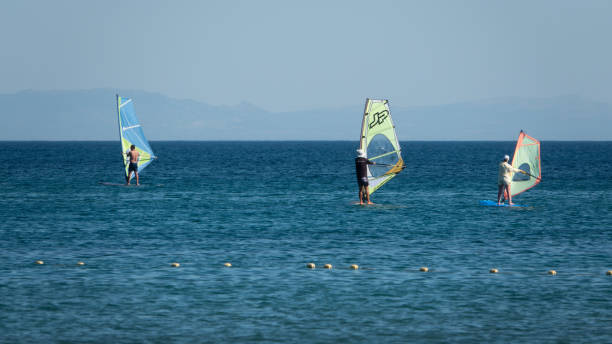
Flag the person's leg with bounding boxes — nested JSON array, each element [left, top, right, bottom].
[[135, 171, 139, 186], [365, 186, 373, 204], [359, 185, 365, 205], [126, 171, 132, 185], [497, 184, 503, 204], [507, 185, 513, 205]]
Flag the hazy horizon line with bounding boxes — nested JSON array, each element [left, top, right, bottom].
[[3, 88, 611, 113]]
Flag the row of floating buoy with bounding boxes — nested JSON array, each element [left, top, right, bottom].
[[171, 262, 232, 268], [490, 268, 556, 275], [306, 263, 358, 269], [35, 260, 85, 266], [305, 264, 611, 276], [33, 260, 231, 268], [31, 260, 612, 276]]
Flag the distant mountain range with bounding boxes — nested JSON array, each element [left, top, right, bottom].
[[1, 89, 610, 140]]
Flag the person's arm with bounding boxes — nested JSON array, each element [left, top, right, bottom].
[[367, 159, 376, 165], [513, 166, 526, 174], [505, 162, 523, 174]]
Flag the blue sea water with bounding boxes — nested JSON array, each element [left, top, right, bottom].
[[0, 141, 611, 343]]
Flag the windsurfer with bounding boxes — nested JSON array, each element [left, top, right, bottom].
[[497, 154, 526, 205], [125, 145, 140, 185], [355, 149, 376, 205]]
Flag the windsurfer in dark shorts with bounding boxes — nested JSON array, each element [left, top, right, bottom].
[[125, 145, 140, 186], [355, 149, 376, 205]]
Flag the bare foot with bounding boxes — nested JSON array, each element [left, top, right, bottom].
[[509, 202, 514, 205], [367, 201, 374, 205], [137, 183, 140, 186]]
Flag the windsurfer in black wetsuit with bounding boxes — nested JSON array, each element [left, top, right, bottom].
[[125, 145, 140, 186], [355, 149, 376, 205]]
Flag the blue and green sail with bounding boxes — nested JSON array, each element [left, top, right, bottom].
[[116, 95, 155, 178], [359, 99, 405, 195]]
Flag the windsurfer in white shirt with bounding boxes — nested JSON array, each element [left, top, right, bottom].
[[497, 154, 527, 205]]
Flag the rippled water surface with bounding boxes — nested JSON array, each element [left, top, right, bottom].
[[1, 141, 611, 343]]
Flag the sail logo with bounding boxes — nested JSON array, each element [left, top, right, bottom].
[[369, 110, 389, 129], [122, 124, 141, 131]]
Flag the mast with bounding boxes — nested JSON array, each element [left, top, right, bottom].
[[359, 98, 370, 151]]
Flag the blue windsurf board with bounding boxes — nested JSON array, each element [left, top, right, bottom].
[[479, 200, 528, 207]]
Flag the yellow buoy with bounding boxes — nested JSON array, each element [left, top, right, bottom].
[[350, 264, 359, 270], [224, 262, 232, 267], [76, 261, 85, 266], [35, 260, 44, 265], [171, 262, 180, 268], [490, 268, 499, 274], [324, 264, 332, 269], [548, 270, 557, 275], [420, 267, 429, 272], [606, 270, 612, 276], [306, 263, 315, 269]]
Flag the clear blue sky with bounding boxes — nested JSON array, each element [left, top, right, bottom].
[[1, 0, 611, 112]]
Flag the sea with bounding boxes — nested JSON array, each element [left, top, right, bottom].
[[0, 141, 611, 343]]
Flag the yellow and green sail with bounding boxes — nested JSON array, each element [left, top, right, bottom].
[[359, 99, 405, 195], [510, 130, 541, 196], [116, 95, 155, 178]]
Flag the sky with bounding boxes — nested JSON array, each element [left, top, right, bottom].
[[1, 0, 611, 112]]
